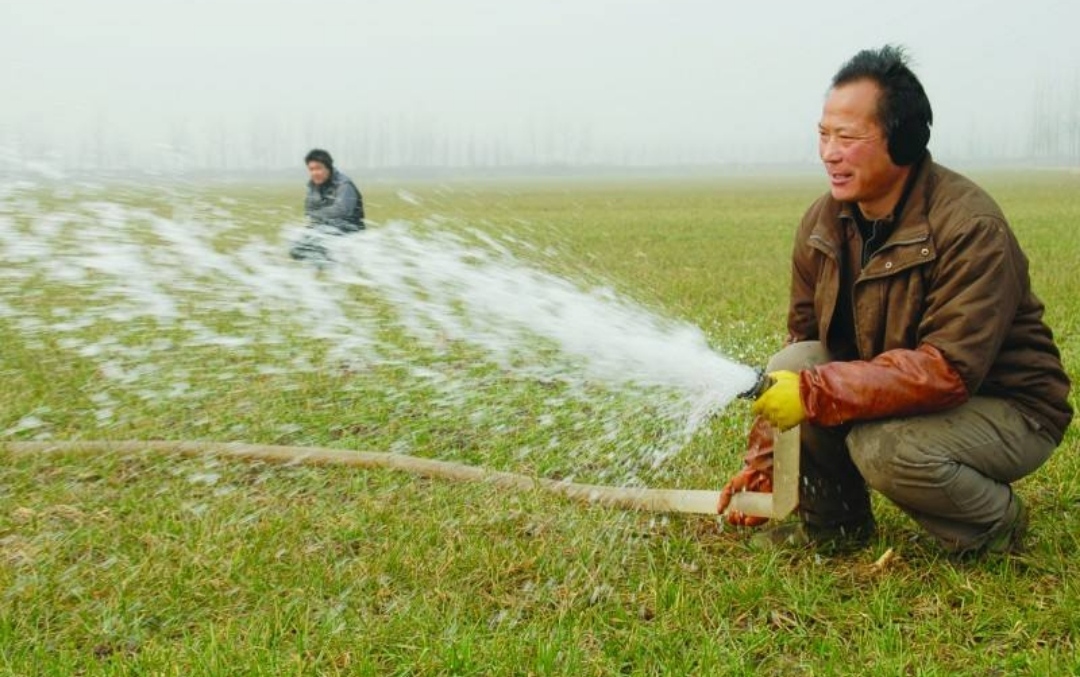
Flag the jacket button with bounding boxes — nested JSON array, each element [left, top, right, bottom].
[[884, 261, 893, 269], [921, 248, 930, 256]]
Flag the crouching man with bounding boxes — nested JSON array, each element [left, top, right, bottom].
[[718, 45, 1072, 556]]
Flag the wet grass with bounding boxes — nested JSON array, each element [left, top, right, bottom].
[[2, 170, 1079, 675]]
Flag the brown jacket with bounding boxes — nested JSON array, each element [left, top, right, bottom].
[[789, 157, 1072, 443]]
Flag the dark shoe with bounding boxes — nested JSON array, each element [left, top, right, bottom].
[[983, 495, 1029, 555], [750, 517, 875, 553]]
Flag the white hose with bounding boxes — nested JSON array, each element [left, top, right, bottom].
[[3, 440, 725, 515]]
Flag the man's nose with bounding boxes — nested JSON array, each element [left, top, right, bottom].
[[819, 136, 842, 162]]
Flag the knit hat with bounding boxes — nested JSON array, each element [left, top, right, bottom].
[[304, 148, 333, 171]]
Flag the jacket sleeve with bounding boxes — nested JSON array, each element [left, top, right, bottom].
[[916, 214, 1027, 394], [308, 181, 359, 223]]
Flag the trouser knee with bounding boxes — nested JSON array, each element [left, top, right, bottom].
[[846, 425, 890, 492], [846, 421, 947, 498]]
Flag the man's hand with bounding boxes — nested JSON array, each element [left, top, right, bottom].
[[751, 370, 805, 431], [717, 465, 772, 526]]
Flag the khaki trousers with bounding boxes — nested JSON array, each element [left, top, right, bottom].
[[770, 341, 1056, 552]]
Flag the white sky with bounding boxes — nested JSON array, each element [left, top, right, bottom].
[[2, 0, 1078, 167]]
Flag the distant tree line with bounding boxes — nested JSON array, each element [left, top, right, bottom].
[[3, 75, 1079, 174], [1030, 76, 1080, 163], [4, 113, 780, 174]]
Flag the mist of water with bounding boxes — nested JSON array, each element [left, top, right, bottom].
[[0, 180, 757, 484]]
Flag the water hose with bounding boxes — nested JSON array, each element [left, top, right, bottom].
[[3, 440, 725, 514], [3, 372, 796, 518]]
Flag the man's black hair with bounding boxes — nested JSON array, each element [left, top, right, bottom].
[[305, 148, 334, 171], [832, 45, 933, 165]]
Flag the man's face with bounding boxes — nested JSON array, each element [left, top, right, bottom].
[[307, 161, 331, 185], [818, 79, 909, 219]]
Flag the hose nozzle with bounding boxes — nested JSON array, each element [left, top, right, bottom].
[[738, 369, 775, 400]]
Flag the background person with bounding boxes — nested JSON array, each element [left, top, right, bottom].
[[718, 45, 1072, 556], [290, 148, 365, 262]]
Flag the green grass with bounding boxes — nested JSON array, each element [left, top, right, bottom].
[[2, 171, 1079, 675]]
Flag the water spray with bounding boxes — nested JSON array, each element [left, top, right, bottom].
[[1, 184, 799, 521]]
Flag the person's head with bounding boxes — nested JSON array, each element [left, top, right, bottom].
[[818, 45, 933, 218], [305, 148, 334, 185]]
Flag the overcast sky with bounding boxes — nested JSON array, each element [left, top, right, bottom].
[[2, 0, 1078, 169]]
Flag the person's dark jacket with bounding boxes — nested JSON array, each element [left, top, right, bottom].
[[788, 155, 1072, 442], [305, 170, 365, 231]]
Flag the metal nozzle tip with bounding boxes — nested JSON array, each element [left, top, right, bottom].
[[738, 369, 774, 400]]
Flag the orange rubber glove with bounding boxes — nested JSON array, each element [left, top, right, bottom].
[[751, 370, 805, 431], [717, 417, 774, 527], [800, 344, 968, 427], [718, 467, 772, 527]]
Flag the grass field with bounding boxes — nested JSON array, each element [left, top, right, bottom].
[[1, 170, 1078, 675]]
